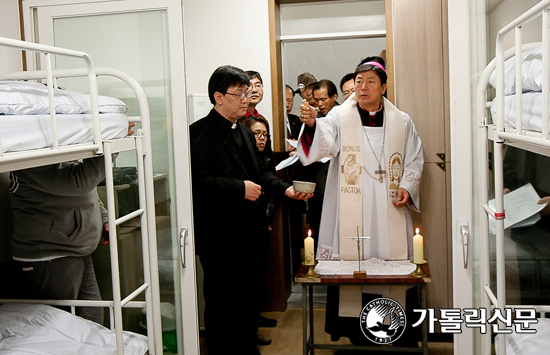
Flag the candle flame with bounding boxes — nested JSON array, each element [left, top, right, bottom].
[[308, 229, 312, 237], [415, 228, 420, 234]]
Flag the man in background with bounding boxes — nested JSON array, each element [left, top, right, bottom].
[[340, 73, 355, 100], [313, 79, 339, 117], [296, 72, 318, 108], [303, 79, 339, 248], [190, 65, 311, 355], [245, 70, 264, 120], [286, 84, 301, 141]]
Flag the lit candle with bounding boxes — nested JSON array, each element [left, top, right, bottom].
[[304, 229, 315, 265], [413, 228, 424, 263]]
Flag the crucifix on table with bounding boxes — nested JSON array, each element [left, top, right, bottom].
[[347, 226, 370, 278]]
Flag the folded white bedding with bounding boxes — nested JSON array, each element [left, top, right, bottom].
[[0, 112, 129, 153], [0, 81, 128, 115], [0, 303, 148, 355], [495, 318, 550, 355], [490, 91, 547, 132], [488, 45, 544, 95]]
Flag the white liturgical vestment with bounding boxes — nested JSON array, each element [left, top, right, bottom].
[[298, 96, 424, 262]]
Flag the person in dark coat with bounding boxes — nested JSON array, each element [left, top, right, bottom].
[[190, 65, 311, 355], [503, 146, 550, 305]]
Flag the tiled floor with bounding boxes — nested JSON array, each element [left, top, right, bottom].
[[199, 305, 454, 355], [258, 308, 453, 355]]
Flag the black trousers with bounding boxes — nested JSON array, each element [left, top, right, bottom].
[[200, 239, 268, 355], [6, 255, 103, 324]]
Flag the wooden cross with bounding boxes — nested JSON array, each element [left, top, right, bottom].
[[375, 163, 386, 183]]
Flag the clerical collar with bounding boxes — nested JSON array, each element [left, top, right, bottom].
[[224, 119, 238, 129], [213, 109, 239, 130], [358, 102, 384, 127]]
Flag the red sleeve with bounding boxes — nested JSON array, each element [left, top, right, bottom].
[[300, 123, 315, 157]]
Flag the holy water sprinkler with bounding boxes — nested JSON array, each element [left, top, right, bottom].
[[298, 83, 306, 103]]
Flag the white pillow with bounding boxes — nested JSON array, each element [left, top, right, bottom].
[[95, 95, 129, 114], [488, 46, 544, 95], [0, 80, 128, 115], [0, 81, 51, 115]]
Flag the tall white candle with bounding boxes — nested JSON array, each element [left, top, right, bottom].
[[413, 228, 424, 263], [304, 229, 315, 265]]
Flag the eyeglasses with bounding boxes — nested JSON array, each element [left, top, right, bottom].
[[225, 91, 253, 100], [253, 131, 270, 139], [251, 83, 264, 90]]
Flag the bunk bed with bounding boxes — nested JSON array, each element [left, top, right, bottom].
[[477, 1, 550, 354], [0, 37, 163, 355]]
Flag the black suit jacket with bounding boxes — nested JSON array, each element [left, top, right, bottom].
[[287, 113, 302, 140], [190, 109, 290, 256]]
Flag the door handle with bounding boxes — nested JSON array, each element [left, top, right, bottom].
[[460, 218, 469, 269], [179, 227, 188, 268]]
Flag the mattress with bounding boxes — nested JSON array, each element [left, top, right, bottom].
[[0, 112, 129, 154], [490, 92, 547, 132], [496, 318, 550, 355], [0, 303, 148, 355]]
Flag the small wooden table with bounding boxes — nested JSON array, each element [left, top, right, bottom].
[[295, 263, 431, 355]]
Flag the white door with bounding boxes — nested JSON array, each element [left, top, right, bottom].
[[21, 1, 199, 354], [448, 0, 483, 354]]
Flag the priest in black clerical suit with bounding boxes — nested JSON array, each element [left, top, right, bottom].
[[190, 65, 311, 355]]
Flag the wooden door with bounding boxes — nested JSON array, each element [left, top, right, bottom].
[[391, 0, 452, 330]]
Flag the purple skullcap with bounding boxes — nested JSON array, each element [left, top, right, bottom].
[[359, 61, 386, 73]]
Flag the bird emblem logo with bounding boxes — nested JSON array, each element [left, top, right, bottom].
[[359, 297, 406, 344]]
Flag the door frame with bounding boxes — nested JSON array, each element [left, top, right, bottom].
[[267, 0, 395, 153], [270, 0, 477, 353], [447, 0, 475, 353], [20, 1, 200, 354]]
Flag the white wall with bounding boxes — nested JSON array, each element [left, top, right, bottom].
[[0, 0, 21, 262], [182, 0, 273, 123], [280, 0, 385, 36], [280, 0, 386, 109], [0, 0, 23, 75], [487, 0, 541, 54]]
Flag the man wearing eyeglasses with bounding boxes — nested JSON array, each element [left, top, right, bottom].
[[190, 65, 312, 355], [244, 70, 264, 120]]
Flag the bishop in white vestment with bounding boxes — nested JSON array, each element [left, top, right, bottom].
[[297, 60, 424, 345], [298, 82, 423, 263]]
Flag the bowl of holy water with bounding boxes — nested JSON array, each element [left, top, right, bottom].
[[293, 181, 316, 194]]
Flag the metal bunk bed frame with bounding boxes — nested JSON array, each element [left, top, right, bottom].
[[477, 1, 550, 354], [0, 37, 163, 355]]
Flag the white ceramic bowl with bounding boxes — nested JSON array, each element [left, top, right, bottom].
[[293, 180, 316, 194]]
